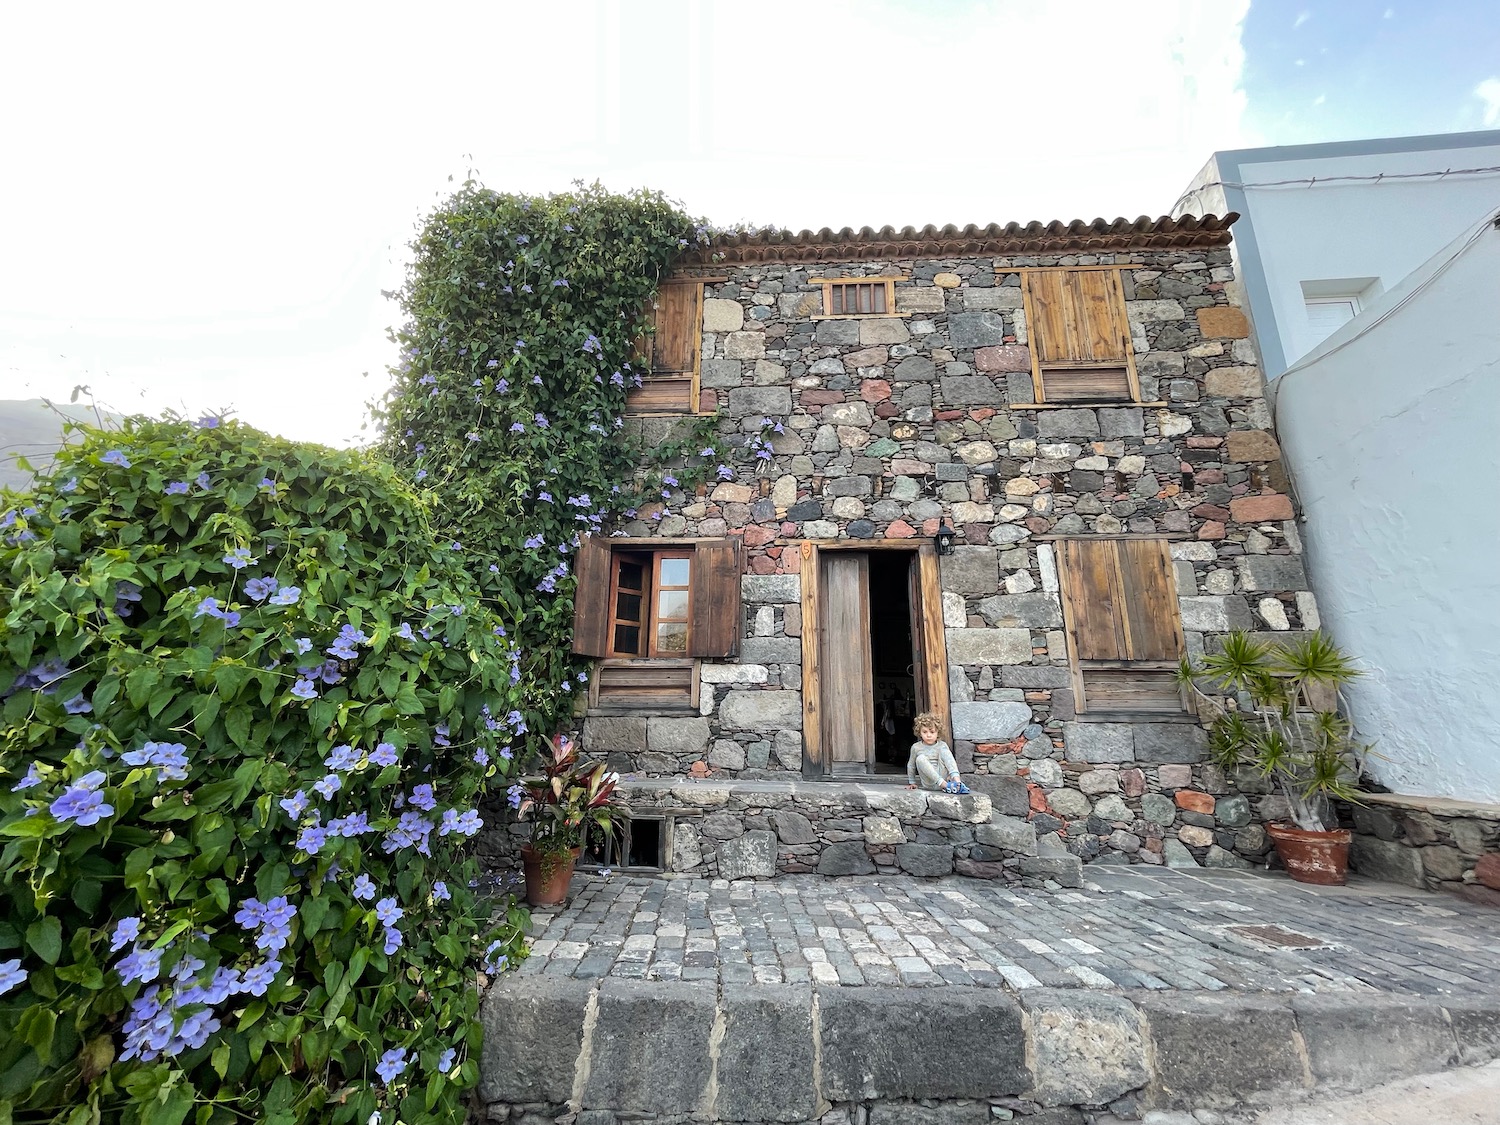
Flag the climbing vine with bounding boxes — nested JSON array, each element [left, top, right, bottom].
[[374, 182, 729, 732]]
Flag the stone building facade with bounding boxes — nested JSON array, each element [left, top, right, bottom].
[[496, 216, 1323, 880]]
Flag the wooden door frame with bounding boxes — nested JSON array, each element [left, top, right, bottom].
[[799, 540, 950, 779]]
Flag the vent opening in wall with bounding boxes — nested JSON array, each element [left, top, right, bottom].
[[584, 814, 666, 871]]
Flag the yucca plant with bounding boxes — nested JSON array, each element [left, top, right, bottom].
[[1179, 631, 1369, 832]]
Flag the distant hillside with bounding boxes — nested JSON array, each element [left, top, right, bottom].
[[0, 399, 123, 494]]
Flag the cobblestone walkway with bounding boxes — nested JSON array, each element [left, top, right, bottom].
[[514, 867, 1500, 997]]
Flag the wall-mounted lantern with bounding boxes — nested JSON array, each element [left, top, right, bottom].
[[934, 523, 957, 556]]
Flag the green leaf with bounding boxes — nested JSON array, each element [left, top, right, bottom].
[[18, 1005, 57, 1063], [27, 916, 62, 964]]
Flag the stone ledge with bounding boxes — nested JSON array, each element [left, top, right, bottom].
[[478, 981, 1500, 1122], [1363, 791, 1500, 820]]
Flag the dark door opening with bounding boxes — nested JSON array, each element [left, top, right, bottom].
[[870, 552, 919, 772]]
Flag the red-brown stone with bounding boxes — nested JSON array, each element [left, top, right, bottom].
[[779, 552, 800, 573], [974, 345, 1033, 373], [1027, 785, 1051, 813], [1121, 768, 1146, 797], [1230, 493, 1295, 522], [976, 737, 1024, 756], [1475, 853, 1500, 890], [699, 390, 718, 413], [859, 379, 892, 403], [1174, 790, 1215, 814], [1025, 516, 1052, 534], [749, 555, 777, 575], [921, 518, 941, 536], [742, 525, 776, 547], [970, 408, 997, 422], [802, 389, 844, 406], [781, 522, 798, 537], [1194, 469, 1225, 484], [963, 523, 989, 544], [874, 401, 901, 418], [1186, 435, 1224, 448], [1198, 520, 1226, 540], [885, 519, 917, 538], [935, 409, 964, 421], [1191, 503, 1232, 520], [764, 546, 782, 559]]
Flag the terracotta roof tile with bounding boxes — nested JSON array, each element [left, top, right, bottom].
[[678, 213, 1238, 266]]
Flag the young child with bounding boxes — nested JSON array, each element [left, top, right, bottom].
[[906, 712, 970, 793]]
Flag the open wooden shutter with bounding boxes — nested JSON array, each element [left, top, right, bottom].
[[1058, 538, 1186, 715], [627, 280, 700, 413], [1022, 269, 1137, 403], [688, 538, 743, 658], [910, 545, 951, 741], [570, 535, 611, 657]]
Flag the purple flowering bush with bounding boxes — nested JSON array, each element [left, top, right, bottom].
[[0, 419, 528, 1123], [374, 183, 726, 734]]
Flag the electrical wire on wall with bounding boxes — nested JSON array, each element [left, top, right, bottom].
[[1172, 164, 1500, 218]]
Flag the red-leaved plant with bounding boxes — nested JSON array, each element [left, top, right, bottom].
[[517, 734, 620, 859]]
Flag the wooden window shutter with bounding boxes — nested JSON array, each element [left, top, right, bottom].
[[1022, 269, 1139, 403], [1058, 538, 1187, 715], [570, 535, 612, 657], [627, 280, 700, 413], [688, 538, 743, 658]]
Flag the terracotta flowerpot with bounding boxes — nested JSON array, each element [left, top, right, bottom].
[[521, 844, 579, 907], [1266, 822, 1352, 886]]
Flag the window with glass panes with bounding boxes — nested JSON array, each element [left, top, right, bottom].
[[607, 551, 694, 657]]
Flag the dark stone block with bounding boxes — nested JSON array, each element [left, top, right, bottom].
[[941, 375, 1005, 405], [787, 499, 823, 521], [847, 519, 876, 539], [716, 985, 818, 1121], [1292, 995, 1458, 1088], [969, 844, 1008, 862], [1132, 724, 1207, 764], [895, 843, 954, 876], [817, 841, 876, 876], [1141, 995, 1303, 1107], [935, 462, 969, 482], [998, 665, 1073, 689], [1019, 855, 1083, 886], [479, 976, 590, 1104], [970, 774, 1030, 817], [1069, 470, 1105, 492], [1031, 812, 1064, 835], [1445, 999, 1500, 1065], [583, 980, 716, 1114], [817, 987, 1027, 1101]]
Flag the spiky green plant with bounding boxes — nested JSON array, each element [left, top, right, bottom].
[[1181, 630, 1369, 832]]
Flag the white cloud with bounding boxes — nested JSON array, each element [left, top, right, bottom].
[[1477, 77, 1500, 127], [1293, 9, 1312, 28], [1313, 94, 1327, 106], [0, 0, 1252, 447]]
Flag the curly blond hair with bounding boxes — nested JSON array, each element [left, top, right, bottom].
[[913, 711, 942, 737]]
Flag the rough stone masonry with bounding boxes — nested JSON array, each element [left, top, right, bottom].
[[484, 219, 1323, 878]]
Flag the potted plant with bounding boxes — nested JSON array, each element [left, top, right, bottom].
[[516, 733, 621, 906], [1180, 631, 1369, 885]]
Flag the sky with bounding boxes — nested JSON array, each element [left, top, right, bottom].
[[3, 0, 1498, 451]]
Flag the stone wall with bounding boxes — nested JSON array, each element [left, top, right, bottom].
[[1348, 793, 1500, 903], [562, 244, 1313, 871]]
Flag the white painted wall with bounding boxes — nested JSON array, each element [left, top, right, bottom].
[[1174, 132, 1500, 377], [1274, 214, 1500, 802]]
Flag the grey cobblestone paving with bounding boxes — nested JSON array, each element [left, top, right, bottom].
[[514, 867, 1500, 997]]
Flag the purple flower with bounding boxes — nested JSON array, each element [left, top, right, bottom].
[[313, 774, 341, 799], [11, 762, 43, 791], [294, 637, 312, 655], [269, 586, 301, 606], [370, 742, 398, 767], [439, 808, 482, 837], [245, 576, 278, 601], [51, 784, 114, 826], [195, 472, 212, 489], [196, 415, 221, 429], [523, 533, 545, 549], [195, 596, 223, 618], [59, 476, 78, 493], [223, 547, 254, 570], [101, 450, 132, 468], [121, 741, 190, 782], [325, 744, 359, 771], [534, 413, 549, 428], [437, 1046, 457, 1072], [110, 916, 142, 952], [408, 784, 436, 811], [509, 422, 525, 434], [241, 959, 280, 997], [164, 481, 190, 495], [234, 898, 267, 929], [279, 790, 309, 818], [382, 925, 403, 955], [297, 824, 328, 854], [116, 945, 162, 985], [330, 811, 371, 837], [396, 622, 415, 641], [374, 898, 404, 926], [551, 278, 569, 288], [432, 881, 450, 902], [291, 678, 317, 700], [376, 1046, 409, 1085], [352, 874, 375, 901], [63, 692, 93, 714]]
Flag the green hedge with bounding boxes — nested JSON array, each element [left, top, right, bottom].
[[0, 417, 528, 1124]]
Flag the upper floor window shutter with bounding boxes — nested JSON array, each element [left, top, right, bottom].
[[688, 538, 744, 658], [1022, 269, 1139, 403], [627, 280, 700, 414], [570, 534, 612, 657]]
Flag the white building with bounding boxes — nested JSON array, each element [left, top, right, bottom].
[[1176, 133, 1500, 803], [1173, 130, 1500, 378]]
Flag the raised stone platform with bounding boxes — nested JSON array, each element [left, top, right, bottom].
[[479, 867, 1500, 1123], [1350, 792, 1500, 901]]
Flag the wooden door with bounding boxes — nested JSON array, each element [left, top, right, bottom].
[[821, 552, 874, 772]]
